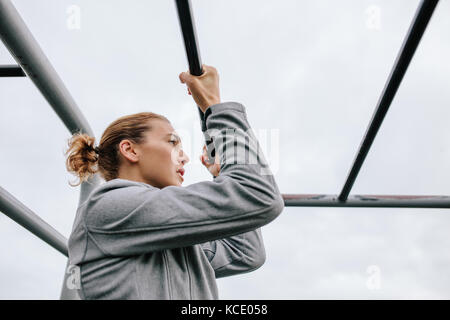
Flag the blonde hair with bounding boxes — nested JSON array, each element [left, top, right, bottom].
[[65, 112, 169, 187]]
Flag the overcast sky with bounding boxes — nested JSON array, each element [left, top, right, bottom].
[[1, 0, 449, 299]]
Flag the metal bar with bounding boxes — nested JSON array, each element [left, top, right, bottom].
[[0, 0, 101, 299], [338, 0, 439, 202], [174, 0, 205, 122], [284, 194, 450, 208], [175, 0, 218, 164], [0, 186, 68, 256], [175, 0, 203, 77], [0, 64, 25, 77], [0, 0, 93, 136]]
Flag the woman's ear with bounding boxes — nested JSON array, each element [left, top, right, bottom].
[[118, 139, 139, 163]]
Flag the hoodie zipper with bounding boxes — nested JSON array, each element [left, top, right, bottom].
[[162, 250, 173, 299], [183, 247, 193, 299]]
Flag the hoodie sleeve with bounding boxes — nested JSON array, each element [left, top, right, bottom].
[[84, 101, 285, 257], [200, 227, 266, 278]]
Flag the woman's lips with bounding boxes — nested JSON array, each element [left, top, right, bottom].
[[177, 171, 184, 181]]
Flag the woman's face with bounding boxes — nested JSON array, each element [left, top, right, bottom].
[[118, 119, 189, 188]]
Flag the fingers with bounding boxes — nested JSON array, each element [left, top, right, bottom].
[[201, 64, 214, 73], [179, 70, 192, 84], [179, 64, 215, 83], [180, 71, 192, 96], [201, 64, 218, 78], [200, 145, 211, 166], [200, 145, 206, 163], [180, 70, 194, 95], [199, 143, 220, 176], [179, 65, 211, 83], [199, 153, 208, 166]]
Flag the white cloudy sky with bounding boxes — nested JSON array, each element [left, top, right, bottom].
[[1, 0, 449, 299]]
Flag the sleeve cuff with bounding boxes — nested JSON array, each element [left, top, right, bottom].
[[200, 102, 245, 132], [201, 101, 246, 161], [207, 101, 245, 117]]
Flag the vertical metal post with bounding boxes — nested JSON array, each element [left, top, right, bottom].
[[175, 0, 216, 163], [175, 0, 203, 76]]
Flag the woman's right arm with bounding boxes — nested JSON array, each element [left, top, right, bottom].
[[84, 101, 284, 256], [83, 65, 284, 257]]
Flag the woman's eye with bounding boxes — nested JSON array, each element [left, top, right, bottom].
[[170, 140, 177, 145]]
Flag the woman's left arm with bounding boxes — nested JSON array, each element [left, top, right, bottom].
[[200, 228, 266, 278], [198, 144, 267, 278]]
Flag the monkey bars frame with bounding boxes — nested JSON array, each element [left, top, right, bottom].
[[0, 0, 444, 300]]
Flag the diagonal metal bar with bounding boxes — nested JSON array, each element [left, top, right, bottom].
[[0, 64, 26, 77], [0, 0, 101, 300], [283, 194, 450, 208], [338, 0, 439, 202], [0, 186, 68, 256], [0, 0, 93, 136]]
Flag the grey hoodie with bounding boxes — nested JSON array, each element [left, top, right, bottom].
[[68, 101, 285, 299]]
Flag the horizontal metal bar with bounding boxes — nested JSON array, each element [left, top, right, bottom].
[[0, 0, 93, 136], [0, 64, 25, 77], [0, 186, 68, 256], [338, 0, 439, 202], [283, 194, 450, 208]]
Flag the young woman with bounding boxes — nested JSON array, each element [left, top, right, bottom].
[[65, 64, 284, 299]]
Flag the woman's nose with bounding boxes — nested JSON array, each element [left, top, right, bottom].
[[180, 149, 189, 164]]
